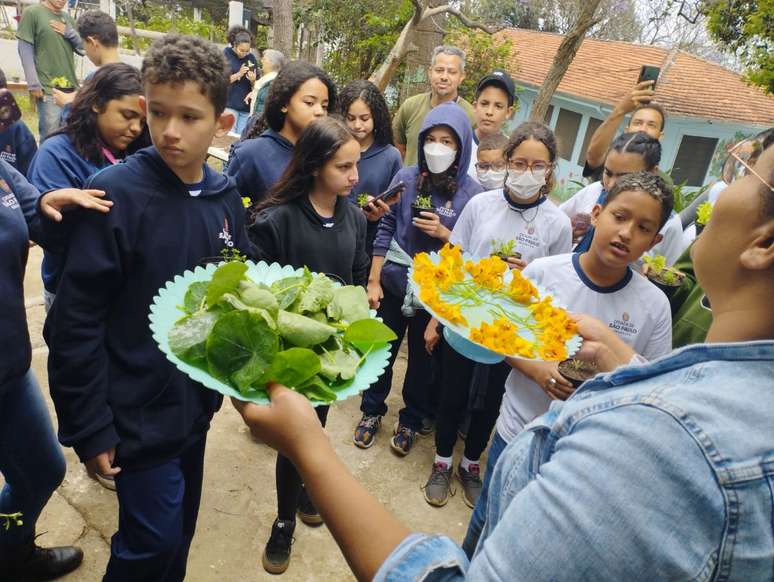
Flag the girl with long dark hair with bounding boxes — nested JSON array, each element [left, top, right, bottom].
[[28, 61, 147, 316], [224, 25, 257, 134], [226, 61, 336, 206], [249, 116, 368, 574]]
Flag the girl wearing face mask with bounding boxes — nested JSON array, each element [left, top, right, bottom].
[[354, 102, 483, 456], [417, 122, 572, 508]]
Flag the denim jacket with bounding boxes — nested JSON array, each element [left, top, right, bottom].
[[375, 341, 774, 581]]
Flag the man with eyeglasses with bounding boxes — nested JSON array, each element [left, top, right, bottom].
[[392, 45, 476, 166]]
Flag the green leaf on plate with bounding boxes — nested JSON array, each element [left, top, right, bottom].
[[277, 310, 336, 348], [270, 272, 311, 310], [343, 319, 397, 352], [326, 285, 370, 324], [296, 274, 335, 314], [183, 281, 209, 314], [296, 374, 337, 403], [238, 279, 279, 316], [319, 348, 360, 381], [206, 262, 248, 307], [168, 311, 219, 368], [267, 347, 321, 387], [205, 310, 278, 392]]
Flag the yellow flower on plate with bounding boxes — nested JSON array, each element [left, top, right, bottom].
[[507, 270, 539, 304], [439, 243, 464, 271], [469, 318, 535, 357], [465, 256, 507, 291]]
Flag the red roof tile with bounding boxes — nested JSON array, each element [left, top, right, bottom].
[[499, 28, 774, 126]]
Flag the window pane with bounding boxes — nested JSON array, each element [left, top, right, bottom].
[[577, 117, 603, 166], [671, 136, 719, 187], [554, 109, 582, 161], [544, 104, 554, 124]]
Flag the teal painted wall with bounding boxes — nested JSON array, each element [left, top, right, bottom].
[[506, 85, 766, 191]]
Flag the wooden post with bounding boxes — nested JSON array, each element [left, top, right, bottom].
[[193, 7, 202, 22], [228, 1, 244, 28], [99, 0, 116, 19]]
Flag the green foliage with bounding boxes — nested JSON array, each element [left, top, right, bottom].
[[116, 3, 228, 51], [446, 22, 515, 104], [551, 178, 585, 203], [671, 180, 711, 213], [1, 512, 23, 530], [299, 0, 414, 84], [490, 239, 516, 258], [703, 0, 774, 94], [169, 266, 391, 403], [414, 194, 433, 209], [643, 254, 684, 286], [357, 193, 371, 207], [696, 201, 714, 225], [50, 76, 72, 89]]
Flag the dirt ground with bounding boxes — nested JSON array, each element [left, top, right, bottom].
[[8, 246, 480, 581]]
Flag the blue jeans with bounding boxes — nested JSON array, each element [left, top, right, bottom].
[[103, 436, 206, 582], [462, 430, 507, 558], [225, 108, 250, 135], [0, 370, 67, 548], [36, 95, 63, 139]]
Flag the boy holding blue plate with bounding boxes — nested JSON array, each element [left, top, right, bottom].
[[464, 171, 674, 552], [44, 35, 249, 581]]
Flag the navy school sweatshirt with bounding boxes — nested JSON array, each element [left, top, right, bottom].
[[43, 147, 251, 469], [225, 129, 294, 205], [0, 159, 61, 388], [349, 142, 403, 256], [224, 46, 258, 113], [249, 195, 370, 287], [28, 132, 108, 292], [0, 120, 38, 177]]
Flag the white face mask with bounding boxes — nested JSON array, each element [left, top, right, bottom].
[[423, 142, 457, 174], [477, 169, 507, 190], [505, 170, 546, 201]]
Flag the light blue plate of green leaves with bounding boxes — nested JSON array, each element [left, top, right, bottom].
[[149, 261, 395, 406]]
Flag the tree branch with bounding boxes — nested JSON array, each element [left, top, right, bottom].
[[422, 4, 505, 34], [409, 0, 424, 25]]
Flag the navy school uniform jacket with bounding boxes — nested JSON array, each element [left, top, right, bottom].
[[43, 147, 251, 470], [0, 160, 61, 388], [225, 129, 293, 205], [0, 120, 37, 177], [349, 142, 402, 256], [224, 46, 258, 113], [250, 195, 370, 287], [28, 133, 108, 293]]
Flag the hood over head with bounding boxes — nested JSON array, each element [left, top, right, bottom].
[[417, 102, 474, 182]]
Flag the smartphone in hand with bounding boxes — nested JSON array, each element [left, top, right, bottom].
[[637, 65, 660, 90]]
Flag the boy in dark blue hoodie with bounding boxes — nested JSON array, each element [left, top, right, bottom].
[[355, 102, 483, 455], [44, 35, 248, 581]]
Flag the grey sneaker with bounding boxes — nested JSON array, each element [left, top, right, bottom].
[[458, 464, 483, 508], [422, 462, 455, 506], [353, 414, 382, 449]]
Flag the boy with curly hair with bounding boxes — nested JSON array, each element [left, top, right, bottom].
[[45, 35, 249, 581]]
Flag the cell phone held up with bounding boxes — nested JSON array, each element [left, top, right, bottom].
[[637, 65, 660, 90], [0, 89, 22, 132], [371, 181, 406, 206]]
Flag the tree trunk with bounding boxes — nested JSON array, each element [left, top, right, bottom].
[[369, 15, 418, 91], [402, 0, 445, 99], [124, 0, 141, 56], [272, 0, 294, 58], [529, 0, 603, 122]]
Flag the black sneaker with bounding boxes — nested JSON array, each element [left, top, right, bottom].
[[418, 417, 435, 437], [0, 535, 83, 581], [458, 463, 483, 508], [262, 519, 295, 575], [297, 487, 323, 527], [353, 414, 381, 449]]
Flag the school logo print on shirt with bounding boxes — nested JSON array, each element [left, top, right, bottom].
[[0, 179, 18, 209], [219, 217, 234, 248], [609, 311, 638, 338], [0, 145, 15, 166]]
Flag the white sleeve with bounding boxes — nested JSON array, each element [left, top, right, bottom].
[[559, 182, 600, 219], [449, 200, 475, 251], [649, 215, 686, 266], [640, 296, 673, 360], [550, 214, 573, 255]]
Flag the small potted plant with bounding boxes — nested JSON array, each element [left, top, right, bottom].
[[357, 193, 371, 209], [489, 239, 522, 261], [557, 358, 598, 388], [50, 76, 75, 93], [695, 201, 713, 236], [643, 254, 686, 299], [411, 194, 433, 219]]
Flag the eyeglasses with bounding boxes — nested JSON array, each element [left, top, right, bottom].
[[475, 161, 507, 172], [506, 159, 551, 175], [725, 131, 773, 192]]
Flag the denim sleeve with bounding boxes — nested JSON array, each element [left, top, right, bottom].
[[374, 534, 468, 582], [468, 404, 725, 581]]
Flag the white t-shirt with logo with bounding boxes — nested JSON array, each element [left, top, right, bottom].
[[496, 252, 673, 442], [559, 180, 687, 266], [450, 190, 572, 263]]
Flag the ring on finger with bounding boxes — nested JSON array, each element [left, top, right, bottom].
[[547, 378, 557, 388]]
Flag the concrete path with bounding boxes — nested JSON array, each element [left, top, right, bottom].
[[8, 246, 479, 581]]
